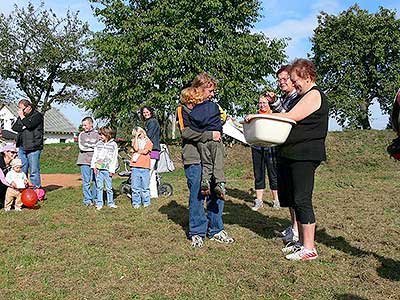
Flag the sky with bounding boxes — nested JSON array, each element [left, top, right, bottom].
[[2, 0, 400, 129]]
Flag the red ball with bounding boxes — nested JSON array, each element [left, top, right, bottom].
[[21, 189, 39, 208]]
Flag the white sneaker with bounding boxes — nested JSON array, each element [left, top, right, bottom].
[[251, 199, 263, 211], [191, 235, 204, 248], [15, 206, 22, 211], [210, 230, 235, 244], [132, 204, 140, 209], [285, 247, 318, 261], [282, 241, 302, 254], [95, 206, 103, 210], [4, 207, 11, 212], [109, 204, 118, 209]]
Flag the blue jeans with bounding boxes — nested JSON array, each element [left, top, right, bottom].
[[80, 165, 97, 205], [184, 164, 224, 238], [19, 148, 41, 187], [95, 170, 114, 207], [131, 167, 151, 206]]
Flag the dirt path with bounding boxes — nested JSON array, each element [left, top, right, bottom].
[[42, 174, 82, 189]]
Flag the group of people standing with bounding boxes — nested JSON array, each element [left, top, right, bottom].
[[3, 59, 327, 262], [76, 107, 161, 210], [175, 58, 328, 261], [245, 59, 328, 260]]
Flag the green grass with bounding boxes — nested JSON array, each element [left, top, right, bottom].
[[1, 130, 400, 300], [40, 143, 80, 174]]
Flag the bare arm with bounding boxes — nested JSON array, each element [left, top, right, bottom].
[[272, 89, 321, 122]]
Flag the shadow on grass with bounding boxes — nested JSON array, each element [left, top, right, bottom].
[[160, 194, 400, 282], [44, 184, 63, 192], [159, 200, 189, 237], [335, 294, 367, 300], [317, 227, 400, 281], [226, 187, 253, 203]]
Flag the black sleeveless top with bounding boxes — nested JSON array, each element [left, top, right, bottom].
[[279, 86, 328, 161]]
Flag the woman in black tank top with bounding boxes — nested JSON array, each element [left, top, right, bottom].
[[272, 59, 328, 261]]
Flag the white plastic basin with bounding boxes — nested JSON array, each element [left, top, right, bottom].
[[242, 114, 296, 147]]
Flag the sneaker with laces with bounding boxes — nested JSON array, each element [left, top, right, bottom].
[[210, 230, 235, 244], [214, 182, 226, 200], [251, 199, 263, 211], [272, 199, 280, 209], [95, 206, 103, 210], [279, 225, 299, 243], [282, 241, 302, 254], [109, 204, 118, 209], [4, 207, 11, 212], [285, 247, 318, 261], [191, 235, 204, 248]]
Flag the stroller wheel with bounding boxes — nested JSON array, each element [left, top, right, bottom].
[[158, 183, 173, 197], [119, 183, 131, 198]]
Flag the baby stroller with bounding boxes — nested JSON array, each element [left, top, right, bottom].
[[118, 144, 174, 198]]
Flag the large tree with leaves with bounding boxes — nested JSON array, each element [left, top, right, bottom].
[[311, 5, 400, 129], [88, 0, 286, 135], [0, 1, 92, 112]]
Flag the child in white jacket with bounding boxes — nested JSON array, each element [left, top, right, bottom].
[[91, 127, 118, 210]]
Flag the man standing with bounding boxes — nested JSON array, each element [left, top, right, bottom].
[[12, 99, 44, 187], [76, 117, 99, 207]]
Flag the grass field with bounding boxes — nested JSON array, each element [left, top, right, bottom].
[[1, 130, 399, 300]]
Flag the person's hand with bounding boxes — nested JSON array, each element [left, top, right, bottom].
[[93, 167, 98, 175], [263, 92, 276, 103], [18, 108, 25, 119], [11, 182, 17, 189], [244, 114, 255, 122], [212, 131, 221, 142], [110, 173, 114, 177]]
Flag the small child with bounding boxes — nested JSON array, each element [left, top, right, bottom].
[[4, 158, 29, 211], [91, 127, 118, 210], [181, 87, 226, 199], [129, 127, 153, 208]]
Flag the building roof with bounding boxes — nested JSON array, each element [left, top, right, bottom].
[[3, 103, 77, 134]]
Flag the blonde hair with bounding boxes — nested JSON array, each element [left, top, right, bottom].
[[131, 126, 148, 139], [181, 87, 204, 106]]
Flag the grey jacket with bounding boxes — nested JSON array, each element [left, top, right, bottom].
[[76, 129, 99, 165]]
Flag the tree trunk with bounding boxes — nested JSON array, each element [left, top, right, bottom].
[[359, 101, 371, 130]]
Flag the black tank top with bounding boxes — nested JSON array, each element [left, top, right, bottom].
[[279, 86, 328, 161]]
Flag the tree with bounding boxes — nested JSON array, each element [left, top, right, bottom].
[[87, 0, 286, 137], [0, 1, 92, 113], [311, 5, 400, 129]]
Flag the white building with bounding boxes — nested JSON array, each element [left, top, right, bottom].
[[0, 104, 78, 144]]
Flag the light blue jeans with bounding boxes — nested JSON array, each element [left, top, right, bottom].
[[80, 165, 97, 206], [19, 147, 41, 187], [184, 164, 224, 238], [95, 169, 114, 208], [131, 167, 151, 206]]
